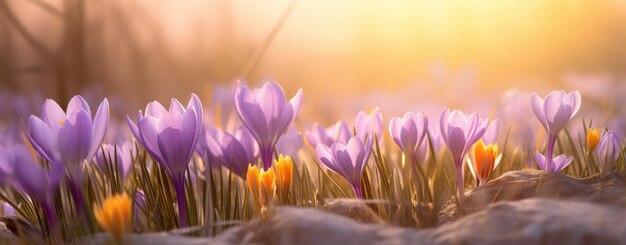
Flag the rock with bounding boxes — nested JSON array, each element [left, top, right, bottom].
[[0, 216, 46, 244], [430, 198, 626, 245], [216, 198, 626, 245], [214, 206, 430, 245], [439, 170, 626, 223], [322, 198, 385, 224]]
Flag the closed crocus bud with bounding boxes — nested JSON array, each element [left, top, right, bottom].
[[389, 111, 428, 162], [93, 194, 132, 244], [587, 128, 600, 152], [274, 155, 293, 193], [467, 140, 502, 186], [246, 165, 261, 205], [355, 108, 383, 143], [595, 131, 620, 177], [246, 165, 275, 206]]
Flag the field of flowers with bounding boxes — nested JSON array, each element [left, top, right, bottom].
[[0, 79, 623, 244]]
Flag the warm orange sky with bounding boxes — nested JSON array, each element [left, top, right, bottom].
[[3, 0, 626, 107]]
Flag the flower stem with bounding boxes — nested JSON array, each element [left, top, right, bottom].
[[69, 180, 84, 216], [546, 134, 556, 172], [261, 147, 274, 170], [353, 185, 363, 199], [173, 176, 188, 228], [455, 160, 464, 209], [41, 201, 62, 244]]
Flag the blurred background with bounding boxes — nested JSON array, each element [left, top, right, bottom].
[[1, 0, 626, 125]]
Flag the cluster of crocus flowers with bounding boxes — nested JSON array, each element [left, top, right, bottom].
[[532, 90, 580, 172], [25, 95, 110, 213], [467, 140, 502, 186], [234, 81, 303, 170], [127, 94, 202, 228], [316, 136, 373, 199], [246, 165, 276, 207], [440, 109, 488, 204], [93, 194, 132, 244], [593, 131, 620, 177]]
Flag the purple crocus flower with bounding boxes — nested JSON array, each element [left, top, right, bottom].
[[198, 126, 258, 178], [0, 145, 62, 242], [2, 202, 16, 217], [482, 119, 499, 144], [440, 109, 488, 204], [594, 131, 620, 177], [305, 121, 351, 147], [25, 95, 109, 214], [389, 112, 428, 163], [531, 90, 581, 173], [355, 108, 383, 142], [276, 126, 304, 157], [316, 136, 373, 199], [127, 94, 202, 228], [94, 142, 134, 181], [234, 81, 303, 170]]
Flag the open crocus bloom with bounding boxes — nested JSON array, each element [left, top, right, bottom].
[[467, 140, 502, 186], [316, 136, 373, 199], [305, 120, 351, 147], [26, 95, 109, 185], [127, 94, 202, 228], [531, 90, 580, 173], [234, 81, 303, 170], [127, 94, 202, 179]]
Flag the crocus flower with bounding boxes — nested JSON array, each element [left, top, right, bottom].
[[274, 154, 293, 194], [355, 108, 383, 142], [389, 112, 428, 192], [305, 120, 351, 147], [276, 127, 304, 158], [234, 81, 303, 170], [316, 136, 373, 199], [198, 126, 257, 178], [440, 109, 488, 204], [587, 128, 600, 153], [389, 111, 428, 163], [531, 90, 581, 173], [246, 165, 275, 206], [482, 119, 499, 144], [467, 140, 502, 186], [93, 194, 132, 244], [25, 95, 109, 213], [0, 145, 62, 243], [127, 94, 202, 228], [594, 131, 620, 177], [94, 142, 134, 181]]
